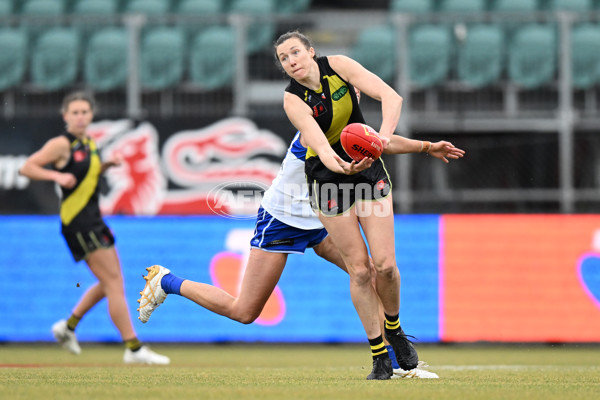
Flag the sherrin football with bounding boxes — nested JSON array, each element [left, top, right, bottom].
[[340, 123, 383, 162]]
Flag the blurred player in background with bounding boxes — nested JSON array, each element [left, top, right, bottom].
[[273, 30, 452, 379], [137, 125, 462, 378], [19, 91, 169, 365]]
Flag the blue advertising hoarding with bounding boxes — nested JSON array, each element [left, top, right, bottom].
[[0, 215, 440, 343]]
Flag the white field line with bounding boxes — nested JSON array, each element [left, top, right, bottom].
[[434, 365, 600, 371]]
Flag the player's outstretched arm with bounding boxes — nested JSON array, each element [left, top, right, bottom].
[[384, 136, 465, 163]]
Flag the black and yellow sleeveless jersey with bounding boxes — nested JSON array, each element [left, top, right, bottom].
[[285, 56, 387, 183], [56, 133, 103, 233]]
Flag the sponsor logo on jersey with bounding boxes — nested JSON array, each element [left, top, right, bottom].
[[331, 86, 348, 101]]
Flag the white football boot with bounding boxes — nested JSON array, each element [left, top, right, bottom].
[[123, 345, 170, 365], [51, 319, 81, 355], [137, 265, 170, 323], [393, 361, 440, 379]]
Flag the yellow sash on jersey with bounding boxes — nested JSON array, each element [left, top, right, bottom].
[[60, 139, 101, 226], [306, 74, 353, 159]]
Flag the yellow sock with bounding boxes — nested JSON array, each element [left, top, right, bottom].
[[384, 313, 400, 331], [66, 314, 81, 331], [125, 338, 142, 352], [368, 336, 388, 360]]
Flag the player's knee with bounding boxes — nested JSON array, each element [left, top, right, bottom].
[[349, 265, 372, 286], [374, 263, 397, 280], [102, 280, 125, 296], [236, 315, 256, 324], [231, 308, 261, 324]]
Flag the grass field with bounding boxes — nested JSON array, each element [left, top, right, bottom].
[[1, 343, 599, 400]]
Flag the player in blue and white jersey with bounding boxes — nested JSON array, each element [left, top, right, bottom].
[[137, 127, 462, 378]]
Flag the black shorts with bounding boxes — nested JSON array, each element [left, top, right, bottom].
[[62, 224, 115, 262], [307, 175, 391, 216]]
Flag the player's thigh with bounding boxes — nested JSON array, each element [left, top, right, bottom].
[[357, 195, 397, 266], [236, 248, 288, 309], [86, 247, 124, 288], [313, 236, 348, 273], [317, 210, 369, 270]]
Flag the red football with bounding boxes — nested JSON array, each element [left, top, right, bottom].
[[340, 123, 383, 162]]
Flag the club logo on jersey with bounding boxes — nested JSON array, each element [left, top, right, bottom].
[[73, 150, 86, 162], [331, 86, 348, 101], [327, 198, 337, 211], [312, 102, 326, 118]]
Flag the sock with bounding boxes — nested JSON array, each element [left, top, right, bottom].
[[386, 345, 400, 369], [368, 335, 388, 360], [161, 273, 184, 295], [66, 314, 81, 331], [125, 338, 142, 352], [384, 313, 400, 332]]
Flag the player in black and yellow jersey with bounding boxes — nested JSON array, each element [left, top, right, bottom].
[[274, 31, 462, 380], [19, 92, 169, 365]]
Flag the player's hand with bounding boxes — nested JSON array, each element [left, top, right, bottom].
[[56, 172, 77, 188], [334, 154, 373, 175], [428, 141, 465, 163]]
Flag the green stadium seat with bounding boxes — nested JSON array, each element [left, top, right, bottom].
[[31, 27, 80, 90], [0, 0, 13, 16], [189, 26, 235, 90], [491, 0, 537, 41], [508, 24, 556, 89], [21, 0, 66, 41], [125, 0, 170, 15], [84, 27, 128, 91], [21, 0, 65, 33], [275, 0, 311, 14], [72, 0, 119, 40], [73, 0, 118, 15], [492, 0, 537, 12], [115, 0, 128, 11], [21, 0, 65, 15], [228, 0, 276, 54], [0, 28, 27, 91], [457, 24, 504, 88], [176, 0, 221, 14], [549, 0, 591, 12], [439, 0, 485, 12], [140, 27, 185, 90], [571, 24, 600, 89], [175, 0, 222, 39], [351, 25, 396, 84], [410, 24, 452, 88], [390, 0, 433, 13]]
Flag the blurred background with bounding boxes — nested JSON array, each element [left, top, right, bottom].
[[1, 0, 600, 345]]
